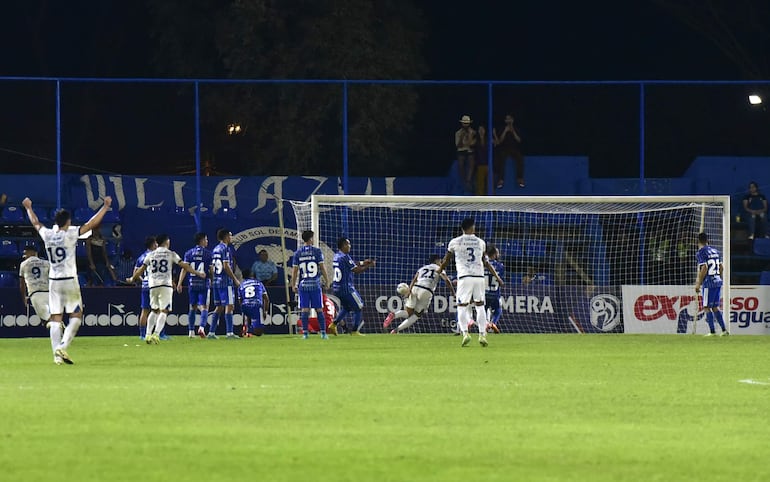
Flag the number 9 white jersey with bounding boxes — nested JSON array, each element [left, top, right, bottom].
[[142, 247, 181, 288], [447, 234, 486, 278], [39, 225, 81, 279]]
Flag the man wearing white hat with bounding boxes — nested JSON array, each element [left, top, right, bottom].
[[455, 115, 477, 193]]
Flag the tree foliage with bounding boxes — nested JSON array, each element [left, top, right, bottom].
[[148, 0, 426, 176]]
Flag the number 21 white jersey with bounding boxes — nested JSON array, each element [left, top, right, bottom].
[[39, 225, 81, 279], [447, 234, 486, 278], [142, 246, 182, 288]]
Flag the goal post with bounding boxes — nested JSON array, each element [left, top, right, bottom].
[[289, 195, 730, 334]]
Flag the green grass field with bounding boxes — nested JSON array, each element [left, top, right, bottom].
[[2, 333, 770, 482]]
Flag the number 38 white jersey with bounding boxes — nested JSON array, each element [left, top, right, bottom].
[[142, 246, 181, 288], [447, 234, 486, 278], [39, 225, 81, 279]]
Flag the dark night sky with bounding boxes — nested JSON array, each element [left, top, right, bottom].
[[1, 1, 768, 178]]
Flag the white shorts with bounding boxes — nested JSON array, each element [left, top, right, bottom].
[[456, 277, 486, 305], [29, 291, 51, 322], [48, 278, 83, 315], [150, 286, 174, 311], [405, 286, 433, 314]]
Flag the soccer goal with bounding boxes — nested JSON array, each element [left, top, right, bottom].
[[289, 195, 730, 335]]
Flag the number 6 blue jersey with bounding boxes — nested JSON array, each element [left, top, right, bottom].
[[696, 245, 723, 288], [292, 245, 324, 290]]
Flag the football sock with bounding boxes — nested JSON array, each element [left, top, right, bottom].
[[187, 307, 196, 331], [335, 308, 348, 326], [147, 311, 158, 336], [139, 324, 146, 339], [715, 311, 726, 331], [300, 311, 309, 334], [457, 306, 469, 334], [156, 312, 168, 336], [199, 309, 208, 329], [397, 314, 419, 332], [352, 311, 363, 331], [209, 311, 220, 334], [49, 321, 62, 354], [394, 310, 408, 320], [706, 312, 716, 333], [225, 313, 234, 334], [475, 305, 488, 335], [58, 317, 81, 350]]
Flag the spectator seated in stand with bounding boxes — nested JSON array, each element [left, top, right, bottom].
[[250, 249, 278, 286], [742, 181, 769, 240]]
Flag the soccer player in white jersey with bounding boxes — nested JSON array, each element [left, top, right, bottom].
[[19, 245, 58, 363], [22, 196, 113, 364], [383, 254, 455, 333], [127, 233, 205, 344], [439, 217, 503, 347]]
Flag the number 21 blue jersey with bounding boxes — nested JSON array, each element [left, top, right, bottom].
[[696, 245, 722, 288]]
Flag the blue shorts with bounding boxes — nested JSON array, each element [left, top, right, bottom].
[[213, 285, 235, 306], [336, 290, 364, 312], [298, 287, 323, 309], [701, 284, 722, 309], [140, 288, 150, 309], [189, 286, 210, 307], [242, 305, 264, 327], [486, 296, 501, 313]]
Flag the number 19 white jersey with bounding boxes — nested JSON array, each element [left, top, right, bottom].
[[142, 246, 182, 288], [39, 225, 81, 279], [447, 234, 486, 278]]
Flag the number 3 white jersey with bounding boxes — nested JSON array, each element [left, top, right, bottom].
[[447, 234, 486, 278], [19, 256, 50, 294], [39, 225, 81, 279], [142, 247, 182, 288]]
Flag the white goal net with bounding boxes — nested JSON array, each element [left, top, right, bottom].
[[289, 195, 729, 334]]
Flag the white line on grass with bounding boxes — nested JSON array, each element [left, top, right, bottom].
[[738, 379, 770, 386]]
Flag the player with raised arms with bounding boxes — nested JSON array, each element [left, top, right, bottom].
[[695, 232, 728, 336], [291, 230, 330, 339], [208, 229, 241, 339], [176, 232, 212, 338], [23, 196, 113, 364], [439, 217, 503, 347], [383, 254, 455, 333], [128, 234, 206, 344], [330, 237, 375, 336], [238, 269, 270, 337], [19, 245, 57, 363]]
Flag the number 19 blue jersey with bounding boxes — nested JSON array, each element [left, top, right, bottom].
[[292, 245, 324, 291]]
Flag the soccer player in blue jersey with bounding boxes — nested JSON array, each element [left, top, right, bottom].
[[291, 230, 330, 339], [176, 232, 212, 338], [238, 269, 270, 337], [695, 232, 728, 336], [209, 229, 241, 339], [330, 237, 375, 336], [485, 245, 504, 334], [134, 236, 157, 340]]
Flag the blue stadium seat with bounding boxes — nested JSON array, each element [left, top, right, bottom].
[[753, 238, 770, 257], [0, 271, 17, 287], [526, 240, 547, 258], [1, 205, 25, 223], [760, 271, 770, 286], [0, 239, 18, 257], [76, 240, 88, 258]]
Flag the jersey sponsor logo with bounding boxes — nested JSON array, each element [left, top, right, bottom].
[[589, 294, 621, 332]]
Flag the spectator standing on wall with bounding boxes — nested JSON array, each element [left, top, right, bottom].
[[493, 113, 525, 189], [742, 181, 769, 240], [86, 228, 118, 286], [455, 115, 476, 193], [474, 125, 492, 195]]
